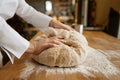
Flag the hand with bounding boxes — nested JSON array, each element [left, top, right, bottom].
[[49, 19, 74, 31], [26, 36, 63, 55]]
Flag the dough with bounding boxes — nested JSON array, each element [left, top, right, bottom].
[[32, 28, 88, 67], [32, 44, 80, 67]]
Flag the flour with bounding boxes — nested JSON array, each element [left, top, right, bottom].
[[19, 47, 120, 79], [20, 62, 36, 79], [32, 28, 88, 67], [100, 50, 120, 60]]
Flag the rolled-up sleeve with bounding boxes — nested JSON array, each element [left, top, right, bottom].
[[0, 16, 29, 63], [16, 0, 52, 31]]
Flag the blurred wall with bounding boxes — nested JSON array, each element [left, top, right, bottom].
[[95, 0, 120, 26]]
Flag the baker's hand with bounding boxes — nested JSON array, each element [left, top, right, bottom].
[[26, 37, 63, 55], [49, 19, 74, 31]]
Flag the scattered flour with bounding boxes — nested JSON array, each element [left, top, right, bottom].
[[19, 47, 120, 79]]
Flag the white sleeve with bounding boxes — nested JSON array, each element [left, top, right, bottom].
[[16, 0, 52, 31], [0, 16, 29, 63]]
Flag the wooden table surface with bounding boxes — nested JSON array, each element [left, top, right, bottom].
[[0, 31, 120, 80]]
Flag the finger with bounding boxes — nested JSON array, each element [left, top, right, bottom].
[[61, 24, 73, 31], [49, 36, 65, 44], [58, 39, 66, 43], [45, 43, 58, 48], [66, 26, 74, 31], [49, 40, 62, 45], [48, 37, 61, 42], [51, 36, 64, 40]]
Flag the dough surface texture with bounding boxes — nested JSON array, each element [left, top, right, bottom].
[[32, 28, 88, 67]]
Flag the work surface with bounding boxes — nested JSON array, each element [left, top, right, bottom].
[[0, 31, 120, 80]]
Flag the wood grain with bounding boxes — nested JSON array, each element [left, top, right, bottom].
[[0, 31, 120, 80]]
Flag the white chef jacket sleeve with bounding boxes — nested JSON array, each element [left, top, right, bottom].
[[0, 16, 29, 63], [16, 0, 52, 31]]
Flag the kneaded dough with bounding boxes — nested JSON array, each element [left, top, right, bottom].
[[32, 28, 88, 67]]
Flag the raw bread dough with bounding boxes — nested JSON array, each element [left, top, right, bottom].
[[32, 28, 88, 67]]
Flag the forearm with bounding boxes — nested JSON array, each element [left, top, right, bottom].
[[16, 0, 52, 31], [0, 16, 29, 59]]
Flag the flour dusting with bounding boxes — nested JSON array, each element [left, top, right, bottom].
[[19, 47, 120, 79], [100, 50, 120, 59], [20, 62, 36, 79]]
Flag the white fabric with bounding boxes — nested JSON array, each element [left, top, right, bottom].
[[1, 47, 14, 64], [16, 0, 52, 31], [0, 16, 29, 63], [0, 0, 52, 64], [0, 0, 18, 20]]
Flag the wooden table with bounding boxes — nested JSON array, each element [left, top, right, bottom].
[[0, 31, 120, 80]]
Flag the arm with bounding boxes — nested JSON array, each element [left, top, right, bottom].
[[0, 16, 62, 64], [0, 16, 29, 63], [16, 0, 52, 31], [16, 0, 73, 31]]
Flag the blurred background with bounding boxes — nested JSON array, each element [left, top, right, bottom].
[[7, 0, 120, 40]]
